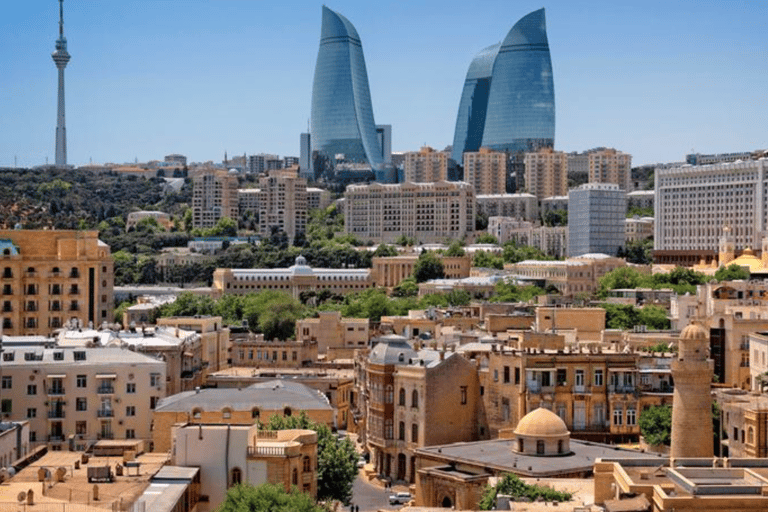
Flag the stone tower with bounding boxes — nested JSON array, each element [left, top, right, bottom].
[[670, 321, 714, 458], [718, 226, 735, 267]]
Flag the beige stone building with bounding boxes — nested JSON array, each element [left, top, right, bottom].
[[523, 147, 568, 199], [476, 193, 539, 221], [0, 230, 114, 336], [463, 147, 506, 195], [716, 389, 768, 458], [172, 425, 317, 511], [306, 187, 332, 211], [362, 336, 483, 483], [295, 310, 369, 357], [152, 380, 333, 452], [257, 168, 308, 244], [156, 315, 230, 380], [0, 347, 165, 450], [344, 181, 475, 244], [125, 210, 172, 232], [371, 254, 472, 289], [230, 332, 318, 367], [403, 146, 448, 183], [505, 253, 628, 297], [192, 169, 239, 229], [0, 422, 29, 470], [212, 256, 372, 300]]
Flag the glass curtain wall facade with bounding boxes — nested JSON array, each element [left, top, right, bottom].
[[310, 6, 383, 183], [451, 8, 555, 184]]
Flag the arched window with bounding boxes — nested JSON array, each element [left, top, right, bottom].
[[748, 427, 755, 444], [518, 439, 524, 452], [229, 467, 242, 487], [537, 440, 545, 455], [399, 388, 406, 406], [412, 390, 419, 408], [399, 421, 405, 441], [284, 407, 292, 417], [192, 408, 202, 420], [411, 423, 418, 444], [222, 407, 232, 419], [558, 439, 564, 454], [292, 468, 298, 485], [385, 386, 394, 404], [251, 407, 260, 420], [303, 456, 312, 472], [385, 419, 393, 440]]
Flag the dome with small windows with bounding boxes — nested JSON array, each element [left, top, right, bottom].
[[511, 407, 571, 456], [679, 321, 707, 342]]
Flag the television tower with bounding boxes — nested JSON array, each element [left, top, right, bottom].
[[52, 0, 71, 167]]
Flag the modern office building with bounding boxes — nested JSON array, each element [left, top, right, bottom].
[[0, 230, 114, 336], [192, 169, 239, 230], [404, 146, 448, 183], [654, 159, 768, 265], [568, 183, 627, 257], [463, 148, 507, 195], [451, 9, 554, 165], [310, 6, 386, 183], [344, 181, 476, 244], [524, 147, 568, 199]]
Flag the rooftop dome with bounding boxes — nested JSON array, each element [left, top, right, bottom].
[[726, 247, 762, 272], [680, 321, 707, 341], [514, 407, 569, 438]]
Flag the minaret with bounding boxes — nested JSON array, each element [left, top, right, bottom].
[[670, 321, 714, 458], [52, 0, 71, 167]]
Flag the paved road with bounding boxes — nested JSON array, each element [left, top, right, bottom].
[[349, 471, 397, 512]]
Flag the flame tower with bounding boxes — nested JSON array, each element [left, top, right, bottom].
[[52, 0, 71, 167]]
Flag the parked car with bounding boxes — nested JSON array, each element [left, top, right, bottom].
[[389, 492, 412, 505], [357, 457, 366, 468]]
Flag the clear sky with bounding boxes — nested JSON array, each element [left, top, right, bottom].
[[1, 0, 765, 168]]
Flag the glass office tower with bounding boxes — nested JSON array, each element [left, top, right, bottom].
[[452, 8, 555, 162], [310, 6, 383, 182]]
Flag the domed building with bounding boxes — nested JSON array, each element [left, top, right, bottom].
[[511, 407, 571, 456]]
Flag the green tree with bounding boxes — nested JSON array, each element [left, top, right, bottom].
[[394, 234, 416, 247], [444, 240, 466, 257], [263, 412, 357, 505], [618, 238, 654, 265], [413, 251, 445, 283], [543, 209, 567, 227], [473, 250, 504, 270], [479, 473, 571, 510], [638, 305, 671, 330], [597, 267, 648, 298], [714, 264, 750, 282], [474, 233, 498, 244], [490, 280, 546, 303], [372, 244, 399, 257], [204, 216, 238, 237], [392, 277, 418, 298], [639, 405, 672, 446], [501, 241, 552, 264], [602, 303, 640, 329], [216, 483, 324, 512]]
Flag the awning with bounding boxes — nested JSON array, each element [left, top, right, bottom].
[[608, 368, 638, 372], [96, 374, 117, 379], [46, 374, 66, 378], [526, 368, 556, 372], [638, 368, 671, 373], [183, 352, 194, 358]]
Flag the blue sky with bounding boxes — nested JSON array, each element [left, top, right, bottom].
[[0, 0, 765, 168]]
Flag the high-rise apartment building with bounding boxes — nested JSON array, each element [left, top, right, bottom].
[[452, 9, 554, 163], [654, 159, 768, 265], [310, 6, 384, 181], [192, 169, 239, 230], [463, 148, 507, 195], [523, 147, 568, 199], [568, 183, 627, 257], [257, 169, 308, 243], [344, 181, 475, 244], [248, 154, 283, 174], [588, 148, 632, 190], [404, 147, 448, 183], [0, 230, 114, 335]]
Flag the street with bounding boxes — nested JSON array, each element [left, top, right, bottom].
[[349, 470, 398, 512]]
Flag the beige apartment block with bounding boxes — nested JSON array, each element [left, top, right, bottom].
[[463, 147, 506, 195], [523, 147, 568, 199], [488, 217, 567, 258], [0, 347, 165, 450], [404, 146, 448, 183], [716, 389, 768, 458], [230, 332, 318, 367], [156, 315, 230, 379], [172, 425, 317, 511], [536, 307, 607, 343], [0, 230, 114, 336], [344, 181, 475, 244], [295, 310, 369, 357], [476, 193, 539, 221], [587, 147, 632, 190], [505, 253, 627, 297], [152, 380, 333, 452], [192, 169, 239, 229], [371, 254, 472, 289], [306, 187, 332, 211], [212, 256, 372, 300], [257, 168, 308, 244]]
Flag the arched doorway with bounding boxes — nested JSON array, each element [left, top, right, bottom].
[[397, 454, 406, 481], [441, 496, 453, 508]]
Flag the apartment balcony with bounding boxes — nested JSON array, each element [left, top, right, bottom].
[[47, 387, 65, 396], [48, 435, 65, 442], [96, 386, 115, 394], [97, 432, 114, 440], [97, 409, 114, 418], [48, 410, 65, 419], [608, 385, 637, 395], [527, 383, 555, 394]]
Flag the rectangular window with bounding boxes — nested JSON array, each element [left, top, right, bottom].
[[1, 376, 11, 389], [76, 375, 87, 388], [27, 408, 36, 419], [126, 429, 136, 439], [627, 407, 637, 426], [556, 368, 567, 386], [412, 423, 419, 444], [594, 369, 604, 387], [613, 406, 623, 426], [1, 399, 11, 414], [27, 384, 37, 395], [126, 406, 136, 416], [503, 366, 510, 383], [150, 374, 161, 387], [150, 396, 158, 409], [126, 383, 136, 394], [76, 398, 87, 411], [76, 421, 87, 435], [575, 369, 585, 388], [460, 386, 468, 405], [514, 367, 520, 385]]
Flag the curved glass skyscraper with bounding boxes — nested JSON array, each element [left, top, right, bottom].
[[452, 8, 554, 160], [311, 6, 383, 182]]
